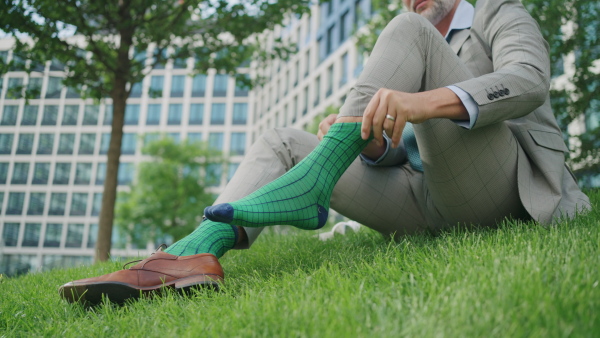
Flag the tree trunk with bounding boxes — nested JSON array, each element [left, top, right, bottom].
[[94, 84, 126, 262], [94, 14, 134, 262]]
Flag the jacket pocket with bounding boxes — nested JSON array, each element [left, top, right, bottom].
[[528, 129, 569, 153]]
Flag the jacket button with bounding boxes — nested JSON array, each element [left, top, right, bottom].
[[504, 88, 510, 95], [487, 93, 494, 100], [494, 91, 499, 98], [498, 91, 504, 97]]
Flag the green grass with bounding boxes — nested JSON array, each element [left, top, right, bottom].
[[1, 191, 599, 337]]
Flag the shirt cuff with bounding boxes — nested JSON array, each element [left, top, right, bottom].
[[360, 133, 391, 165], [447, 85, 479, 129]]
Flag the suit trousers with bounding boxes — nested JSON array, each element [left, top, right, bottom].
[[219, 13, 529, 248]]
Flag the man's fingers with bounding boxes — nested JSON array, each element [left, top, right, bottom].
[[362, 91, 380, 140], [391, 119, 405, 148]]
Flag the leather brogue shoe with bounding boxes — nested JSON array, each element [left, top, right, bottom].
[[58, 248, 224, 305]]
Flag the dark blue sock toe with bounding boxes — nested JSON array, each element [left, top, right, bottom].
[[204, 203, 234, 223]]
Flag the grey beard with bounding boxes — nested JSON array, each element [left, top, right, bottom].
[[408, 0, 456, 26]]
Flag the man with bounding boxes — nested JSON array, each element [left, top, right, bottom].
[[60, 0, 590, 305]]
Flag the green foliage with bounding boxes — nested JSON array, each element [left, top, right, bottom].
[[356, 0, 599, 181], [1, 190, 598, 336], [115, 136, 224, 244]]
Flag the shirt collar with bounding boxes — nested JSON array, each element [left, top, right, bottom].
[[445, 0, 475, 38]]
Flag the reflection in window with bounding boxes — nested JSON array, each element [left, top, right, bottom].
[[213, 74, 228, 97], [11, 162, 29, 184], [87, 223, 98, 248], [96, 163, 106, 185], [1, 105, 18, 125], [210, 103, 226, 125], [230, 132, 246, 155], [2, 223, 20, 247], [91, 193, 102, 216], [41, 105, 59, 125], [167, 104, 183, 125], [150, 75, 164, 98], [45, 77, 62, 98], [6, 192, 25, 215], [232, 103, 248, 125], [53, 162, 71, 185], [32, 163, 50, 184], [191, 74, 206, 97], [44, 223, 63, 247], [187, 132, 202, 143], [82, 105, 99, 125], [37, 133, 54, 155], [228, 163, 239, 182], [74, 163, 92, 185], [65, 223, 84, 248], [208, 132, 224, 151], [57, 133, 75, 155], [103, 105, 113, 125], [205, 163, 222, 187], [99, 133, 110, 155], [146, 104, 161, 125], [170, 75, 185, 97], [22, 223, 41, 247], [27, 78, 43, 99], [70, 193, 88, 216], [21, 105, 38, 125], [0, 162, 8, 183], [118, 162, 134, 185], [125, 104, 140, 125], [62, 105, 79, 125], [189, 103, 204, 125], [121, 133, 136, 155], [16, 133, 34, 154], [48, 193, 67, 216], [27, 192, 46, 215], [0, 134, 13, 154], [78, 133, 96, 155]]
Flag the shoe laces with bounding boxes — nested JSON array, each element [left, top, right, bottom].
[[122, 244, 168, 269]]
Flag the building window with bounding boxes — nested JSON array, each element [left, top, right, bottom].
[[65, 224, 84, 248], [146, 104, 161, 125], [87, 223, 98, 248], [191, 74, 206, 97], [45, 76, 62, 98], [232, 103, 248, 125], [1, 105, 18, 125], [2, 223, 20, 247], [6, 192, 25, 215], [168, 133, 180, 143], [41, 105, 59, 126], [22, 223, 41, 247], [125, 104, 140, 125], [0, 163, 8, 184], [208, 132, 224, 151], [62, 105, 79, 125], [170, 75, 185, 98], [44, 223, 62, 247], [230, 133, 246, 155], [189, 103, 204, 125], [48, 193, 67, 216], [314, 76, 321, 107], [6, 77, 24, 99], [16, 133, 34, 155], [340, 10, 350, 43], [70, 193, 88, 216], [21, 105, 38, 125], [341, 52, 349, 86], [167, 104, 183, 125], [96, 163, 106, 185], [326, 64, 334, 97], [27, 193, 46, 215], [91, 193, 102, 216], [78, 133, 96, 155], [143, 133, 160, 146], [130, 81, 143, 98], [103, 105, 113, 125], [57, 133, 75, 155], [0, 134, 13, 155], [213, 74, 228, 97], [235, 75, 249, 97], [82, 105, 99, 125], [187, 132, 202, 143], [304, 50, 310, 78], [149, 75, 164, 98], [326, 24, 335, 56], [205, 163, 222, 187], [74, 163, 92, 185], [99, 133, 110, 155], [53, 163, 71, 185], [36, 134, 54, 155], [210, 103, 226, 125], [118, 162, 134, 185], [11, 162, 29, 184], [27, 77, 43, 99], [121, 133, 136, 155], [32, 163, 50, 184]]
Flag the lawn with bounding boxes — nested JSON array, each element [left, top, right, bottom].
[[1, 190, 598, 337]]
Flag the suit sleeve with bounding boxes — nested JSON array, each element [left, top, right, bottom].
[[453, 0, 551, 129]]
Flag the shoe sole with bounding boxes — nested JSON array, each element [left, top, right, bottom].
[[59, 274, 222, 306]]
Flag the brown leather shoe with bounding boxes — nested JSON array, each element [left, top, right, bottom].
[[58, 248, 224, 305]]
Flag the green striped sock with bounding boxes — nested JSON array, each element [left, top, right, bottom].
[[204, 122, 370, 230], [164, 219, 238, 258]]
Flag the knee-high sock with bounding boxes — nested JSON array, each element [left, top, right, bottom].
[[164, 219, 238, 258], [204, 122, 370, 230]]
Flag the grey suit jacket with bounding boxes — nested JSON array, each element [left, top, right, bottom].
[[449, 0, 590, 223]]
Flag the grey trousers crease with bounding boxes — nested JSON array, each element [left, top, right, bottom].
[[219, 13, 528, 248]]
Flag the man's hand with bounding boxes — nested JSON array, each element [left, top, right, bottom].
[[318, 113, 387, 160], [360, 87, 469, 148]]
